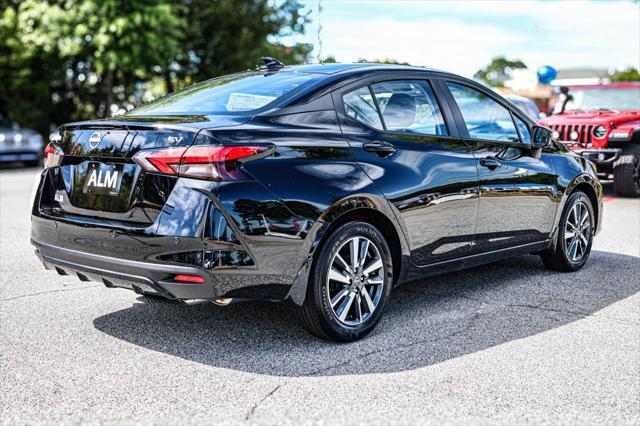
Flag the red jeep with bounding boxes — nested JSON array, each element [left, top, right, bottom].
[[539, 83, 640, 196]]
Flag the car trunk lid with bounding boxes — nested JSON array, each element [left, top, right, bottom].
[[46, 115, 249, 225]]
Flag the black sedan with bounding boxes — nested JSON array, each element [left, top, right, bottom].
[[31, 60, 602, 341]]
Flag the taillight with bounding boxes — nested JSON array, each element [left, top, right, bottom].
[[133, 147, 185, 175], [44, 143, 64, 168], [132, 145, 266, 180]]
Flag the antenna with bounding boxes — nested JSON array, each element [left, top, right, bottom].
[[259, 57, 285, 71]]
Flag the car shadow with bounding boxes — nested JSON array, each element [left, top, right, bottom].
[[601, 180, 618, 197], [93, 250, 639, 377]]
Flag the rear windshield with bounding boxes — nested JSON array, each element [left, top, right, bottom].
[[128, 71, 320, 116]]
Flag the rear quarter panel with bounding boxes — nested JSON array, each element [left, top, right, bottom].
[[210, 110, 412, 303]]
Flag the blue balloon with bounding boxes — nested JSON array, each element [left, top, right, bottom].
[[537, 66, 557, 84]]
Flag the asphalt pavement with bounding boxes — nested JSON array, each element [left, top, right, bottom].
[[1, 167, 639, 425]]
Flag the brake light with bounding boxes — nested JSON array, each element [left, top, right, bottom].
[[44, 143, 64, 168], [132, 145, 266, 180], [133, 147, 185, 175], [173, 274, 205, 284]]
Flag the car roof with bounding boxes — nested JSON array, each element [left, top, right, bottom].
[[283, 62, 446, 76]]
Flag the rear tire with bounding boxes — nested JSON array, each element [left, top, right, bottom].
[[613, 144, 640, 197], [297, 221, 393, 342], [540, 191, 594, 272]]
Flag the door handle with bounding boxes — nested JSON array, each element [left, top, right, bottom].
[[480, 157, 501, 169], [363, 141, 397, 157]]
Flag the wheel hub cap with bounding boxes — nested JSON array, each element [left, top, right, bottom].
[[565, 201, 591, 263], [326, 236, 385, 326]]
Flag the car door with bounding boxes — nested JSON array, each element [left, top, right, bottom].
[[334, 75, 480, 267], [443, 81, 561, 254]]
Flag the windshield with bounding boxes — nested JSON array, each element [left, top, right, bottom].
[[128, 71, 320, 116], [559, 87, 640, 112]]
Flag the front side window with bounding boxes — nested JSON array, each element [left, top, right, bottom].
[[371, 80, 447, 136], [514, 115, 531, 145], [343, 86, 383, 129], [447, 82, 519, 142]]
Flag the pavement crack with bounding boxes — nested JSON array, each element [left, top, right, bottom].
[[245, 384, 282, 421], [504, 302, 591, 317], [0, 284, 101, 302]]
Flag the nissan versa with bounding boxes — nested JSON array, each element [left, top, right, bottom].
[[31, 60, 603, 341]]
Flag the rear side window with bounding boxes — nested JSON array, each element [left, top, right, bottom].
[[447, 82, 519, 142], [342, 80, 448, 136], [343, 86, 383, 129], [371, 80, 447, 136]]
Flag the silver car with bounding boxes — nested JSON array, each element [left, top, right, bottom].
[[505, 94, 543, 120], [0, 116, 44, 166]]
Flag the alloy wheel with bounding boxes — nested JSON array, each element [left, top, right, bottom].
[[325, 236, 385, 326], [564, 201, 591, 263]]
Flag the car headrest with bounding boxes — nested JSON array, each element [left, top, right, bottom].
[[383, 93, 416, 129]]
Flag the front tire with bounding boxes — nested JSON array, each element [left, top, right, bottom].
[[297, 221, 393, 342], [540, 191, 594, 271], [613, 144, 640, 197]]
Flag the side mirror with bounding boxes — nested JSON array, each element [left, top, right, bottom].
[[531, 125, 552, 148]]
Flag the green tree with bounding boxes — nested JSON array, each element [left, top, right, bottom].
[[0, 0, 311, 135], [612, 67, 640, 82], [167, 0, 311, 91], [0, 0, 185, 133], [356, 58, 410, 65], [0, 1, 64, 133], [72, 1, 186, 116], [474, 56, 527, 87]]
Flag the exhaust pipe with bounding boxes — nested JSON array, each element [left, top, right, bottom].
[[183, 299, 212, 306], [183, 298, 234, 306]]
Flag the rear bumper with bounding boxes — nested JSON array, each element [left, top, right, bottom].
[[30, 167, 318, 306], [33, 239, 223, 300], [0, 149, 40, 162], [30, 211, 307, 304]]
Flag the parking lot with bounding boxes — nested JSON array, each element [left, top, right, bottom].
[[1, 166, 638, 425]]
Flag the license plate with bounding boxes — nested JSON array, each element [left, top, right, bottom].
[[83, 162, 123, 196]]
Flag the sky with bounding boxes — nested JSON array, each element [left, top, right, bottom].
[[281, 0, 640, 78]]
